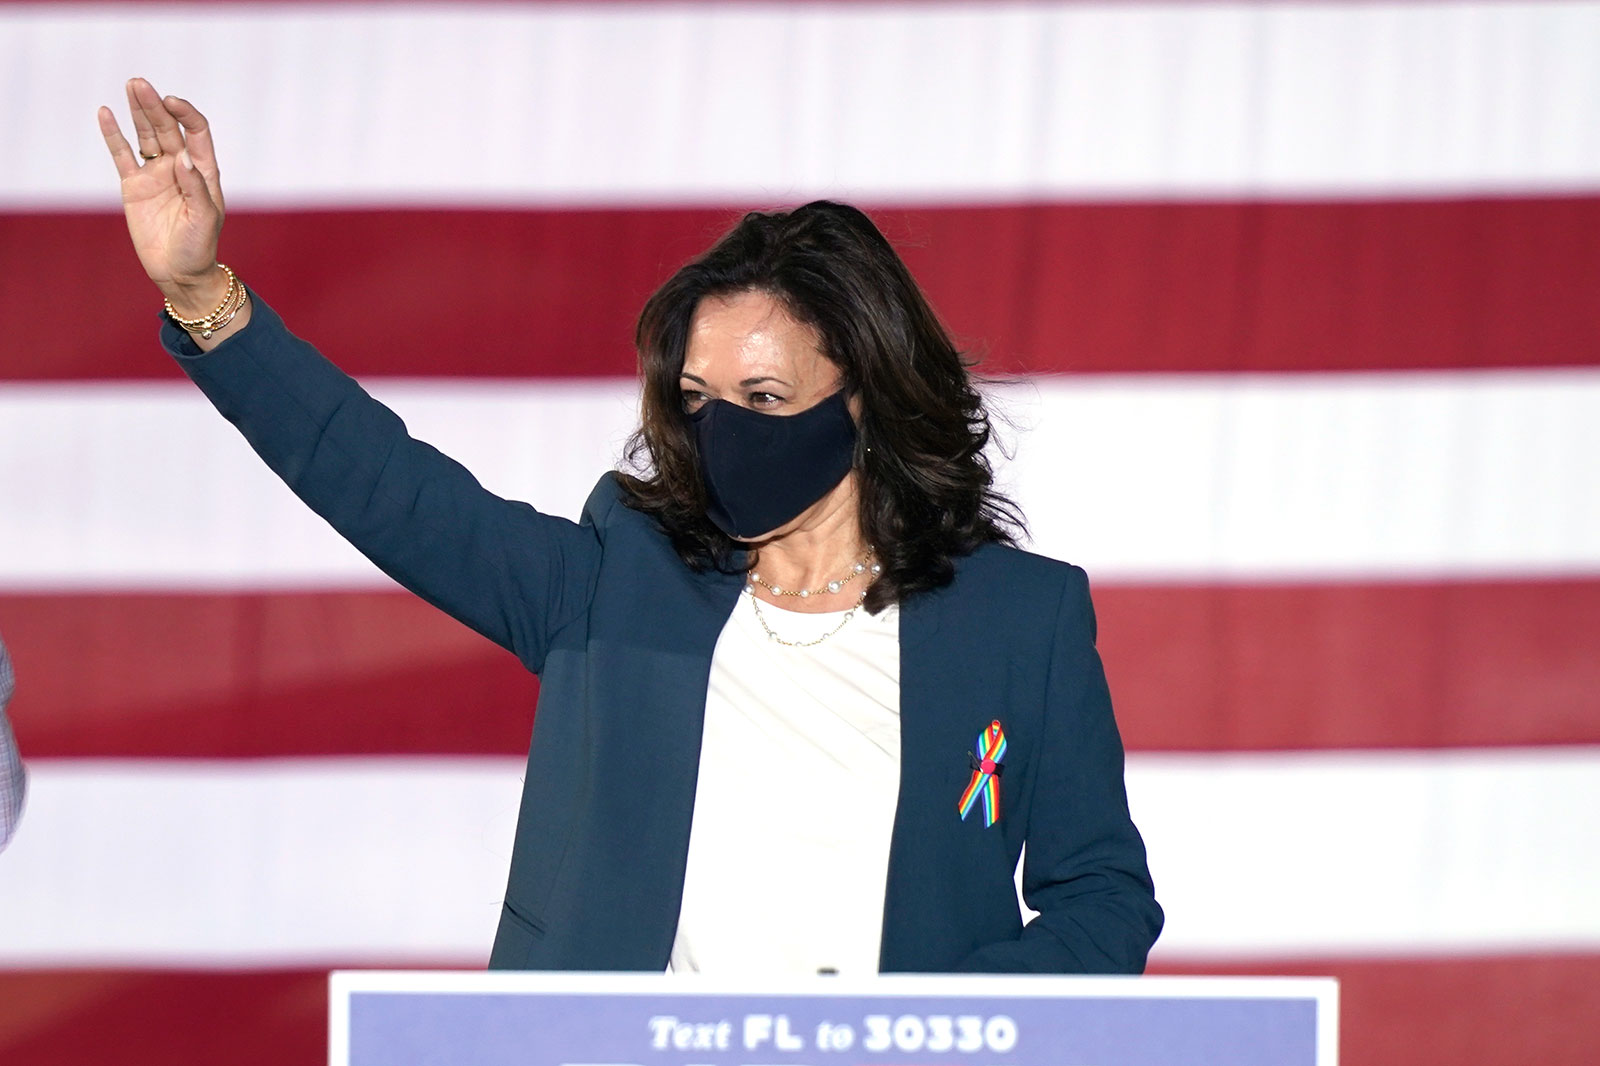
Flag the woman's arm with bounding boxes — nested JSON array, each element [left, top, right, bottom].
[[100, 81, 602, 670], [165, 295, 604, 671], [958, 568, 1164, 972]]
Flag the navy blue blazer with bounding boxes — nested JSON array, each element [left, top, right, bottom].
[[163, 295, 1163, 974]]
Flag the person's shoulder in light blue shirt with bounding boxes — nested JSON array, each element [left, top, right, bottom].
[[0, 633, 24, 852]]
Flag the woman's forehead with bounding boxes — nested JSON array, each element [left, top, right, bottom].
[[682, 291, 830, 383]]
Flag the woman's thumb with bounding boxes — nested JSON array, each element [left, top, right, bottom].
[[174, 148, 212, 208]]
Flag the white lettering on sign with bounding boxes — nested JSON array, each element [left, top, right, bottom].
[[860, 1014, 1019, 1054], [742, 1014, 805, 1051], [632, 1010, 1017, 1060], [815, 1021, 855, 1051], [647, 1016, 733, 1051]]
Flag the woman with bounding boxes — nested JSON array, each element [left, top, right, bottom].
[[99, 78, 1161, 973]]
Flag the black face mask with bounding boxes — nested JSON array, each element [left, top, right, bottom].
[[689, 390, 858, 539]]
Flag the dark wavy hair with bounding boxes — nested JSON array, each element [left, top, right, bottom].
[[620, 201, 1023, 611]]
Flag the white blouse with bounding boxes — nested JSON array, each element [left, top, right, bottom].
[[669, 591, 902, 975]]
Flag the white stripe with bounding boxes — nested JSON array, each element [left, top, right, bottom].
[[994, 369, 1600, 581], [0, 757, 522, 967], [1134, 747, 1600, 960], [8, 1, 1600, 208], [1, 749, 1594, 966], [0, 378, 642, 591], [3, 369, 1597, 589]]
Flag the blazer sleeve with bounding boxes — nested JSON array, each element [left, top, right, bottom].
[[161, 293, 603, 675], [957, 566, 1164, 972]]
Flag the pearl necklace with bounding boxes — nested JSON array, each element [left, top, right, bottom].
[[748, 554, 880, 600], [744, 552, 881, 647]]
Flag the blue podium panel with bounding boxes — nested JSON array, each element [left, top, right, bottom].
[[331, 973, 1337, 1066]]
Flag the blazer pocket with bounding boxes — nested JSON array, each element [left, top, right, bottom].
[[488, 898, 547, 970]]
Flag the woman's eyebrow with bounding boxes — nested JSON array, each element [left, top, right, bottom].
[[677, 373, 792, 388]]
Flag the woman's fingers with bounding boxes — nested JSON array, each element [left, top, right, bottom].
[[123, 78, 163, 161], [114, 82, 226, 213], [164, 95, 225, 212], [97, 106, 142, 181], [127, 77, 186, 158], [171, 142, 216, 216]]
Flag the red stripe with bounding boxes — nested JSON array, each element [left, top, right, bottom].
[[0, 955, 1594, 1066], [6, 577, 1597, 757], [0, 970, 331, 1066], [5, 198, 1598, 381], [1, 592, 539, 758], [1149, 954, 1600, 1066], [1098, 578, 1600, 753]]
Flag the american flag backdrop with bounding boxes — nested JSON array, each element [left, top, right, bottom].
[[2, 2, 1599, 1063]]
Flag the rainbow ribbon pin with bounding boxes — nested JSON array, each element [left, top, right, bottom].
[[957, 719, 1008, 827]]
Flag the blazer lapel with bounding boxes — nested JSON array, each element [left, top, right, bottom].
[[879, 564, 1027, 971]]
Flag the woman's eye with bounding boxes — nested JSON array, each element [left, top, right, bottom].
[[749, 392, 783, 408], [681, 391, 708, 412]]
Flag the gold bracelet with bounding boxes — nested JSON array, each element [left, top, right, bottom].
[[163, 264, 238, 328], [165, 264, 248, 340], [165, 266, 245, 339], [199, 285, 248, 338]]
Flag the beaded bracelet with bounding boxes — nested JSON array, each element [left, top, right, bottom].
[[164, 264, 248, 340]]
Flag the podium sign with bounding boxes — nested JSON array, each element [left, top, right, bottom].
[[331, 972, 1337, 1066]]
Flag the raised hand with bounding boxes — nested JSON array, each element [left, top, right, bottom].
[[98, 78, 234, 323]]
